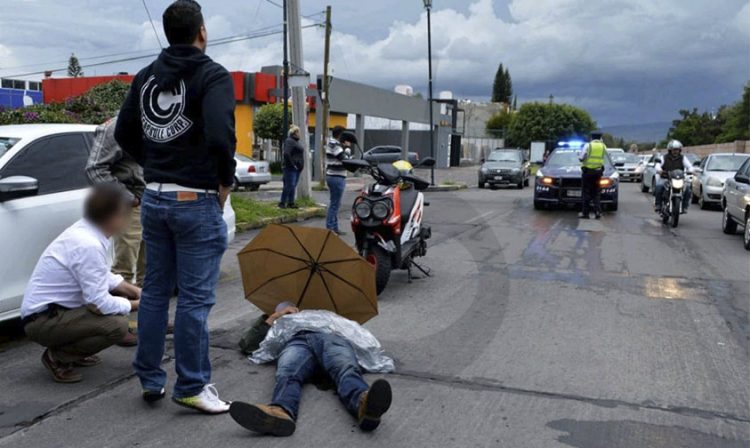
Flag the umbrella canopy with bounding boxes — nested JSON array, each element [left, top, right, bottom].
[[238, 224, 378, 324]]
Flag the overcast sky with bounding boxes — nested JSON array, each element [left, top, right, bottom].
[[1, 0, 748, 126]]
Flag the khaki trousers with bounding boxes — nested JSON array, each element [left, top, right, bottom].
[[113, 206, 146, 287], [24, 307, 128, 364]]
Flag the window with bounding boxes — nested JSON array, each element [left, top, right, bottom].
[[27, 81, 41, 91], [0, 133, 90, 195]]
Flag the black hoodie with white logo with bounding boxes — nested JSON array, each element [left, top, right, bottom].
[[115, 45, 237, 189]]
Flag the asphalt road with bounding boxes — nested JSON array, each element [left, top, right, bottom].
[[1, 180, 748, 448]]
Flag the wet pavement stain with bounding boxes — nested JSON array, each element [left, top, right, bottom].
[[547, 419, 749, 448]]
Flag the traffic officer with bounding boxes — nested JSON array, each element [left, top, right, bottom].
[[577, 131, 607, 219]]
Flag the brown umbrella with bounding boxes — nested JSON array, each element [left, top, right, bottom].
[[237, 224, 378, 324]]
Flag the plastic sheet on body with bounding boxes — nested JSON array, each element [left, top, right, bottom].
[[249, 310, 395, 373]]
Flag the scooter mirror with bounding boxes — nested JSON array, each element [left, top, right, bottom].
[[419, 157, 436, 167]]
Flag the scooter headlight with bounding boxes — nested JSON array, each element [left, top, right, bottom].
[[372, 201, 391, 219], [354, 202, 372, 219]]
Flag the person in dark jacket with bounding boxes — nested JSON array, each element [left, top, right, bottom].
[[279, 125, 304, 209], [114, 0, 235, 414]]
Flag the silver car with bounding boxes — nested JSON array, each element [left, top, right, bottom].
[[611, 153, 642, 182], [640, 152, 663, 193], [233, 154, 271, 191], [692, 153, 750, 210], [721, 158, 750, 250]]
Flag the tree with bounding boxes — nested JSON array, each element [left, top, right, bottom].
[[485, 110, 514, 137], [512, 95, 518, 111], [492, 63, 507, 103], [67, 53, 83, 78], [504, 67, 513, 104], [253, 103, 292, 143], [505, 102, 596, 149], [666, 108, 725, 146], [716, 83, 750, 143]]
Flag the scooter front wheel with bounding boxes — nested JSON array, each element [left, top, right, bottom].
[[365, 246, 391, 295]]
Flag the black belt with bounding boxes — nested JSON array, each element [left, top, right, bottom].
[[21, 303, 68, 326]]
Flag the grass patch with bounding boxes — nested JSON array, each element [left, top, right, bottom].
[[441, 179, 458, 186], [232, 195, 321, 229], [530, 164, 540, 176]]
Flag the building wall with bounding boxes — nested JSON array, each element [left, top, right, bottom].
[[683, 141, 748, 157], [0, 88, 43, 108], [235, 104, 254, 157]]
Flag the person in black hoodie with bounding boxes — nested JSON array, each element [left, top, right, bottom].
[[279, 125, 304, 208], [115, 0, 235, 414]]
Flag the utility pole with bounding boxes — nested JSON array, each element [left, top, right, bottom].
[[423, 0, 435, 185], [288, 0, 311, 198], [318, 5, 332, 188], [281, 0, 289, 152]]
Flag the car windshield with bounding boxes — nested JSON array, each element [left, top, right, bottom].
[[612, 153, 640, 164], [488, 151, 521, 162], [706, 155, 750, 171], [546, 150, 586, 167], [0, 137, 19, 158], [235, 154, 254, 162]]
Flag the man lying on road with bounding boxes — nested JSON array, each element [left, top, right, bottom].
[[21, 185, 141, 383], [231, 303, 394, 437]]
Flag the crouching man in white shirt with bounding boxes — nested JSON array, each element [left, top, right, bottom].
[[21, 184, 141, 383]]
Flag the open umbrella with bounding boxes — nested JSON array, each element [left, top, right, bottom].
[[237, 224, 378, 324]]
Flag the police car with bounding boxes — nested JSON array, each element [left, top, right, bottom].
[[533, 141, 619, 211]]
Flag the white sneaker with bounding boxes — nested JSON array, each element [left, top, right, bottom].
[[172, 384, 231, 414]]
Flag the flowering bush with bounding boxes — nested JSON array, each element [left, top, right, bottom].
[[0, 79, 130, 125]]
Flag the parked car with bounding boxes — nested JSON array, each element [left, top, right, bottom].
[[692, 153, 750, 210], [0, 124, 236, 322], [721, 158, 750, 250], [363, 145, 419, 165], [534, 144, 619, 210], [610, 152, 643, 182], [478, 148, 530, 189], [233, 154, 271, 191], [606, 147, 625, 155], [640, 152, 663, 193]]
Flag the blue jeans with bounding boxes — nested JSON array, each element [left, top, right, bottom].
[[326, 175, 346, 231], [280, 168, 301, 206], [134, 190, 227, 398], [271, 332, 369, 420], [655, 178, 691, 210]]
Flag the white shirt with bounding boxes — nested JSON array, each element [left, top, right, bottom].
[[21, 219, 131, 318]]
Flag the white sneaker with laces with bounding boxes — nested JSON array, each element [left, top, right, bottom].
[[172, 384, 231, 414]]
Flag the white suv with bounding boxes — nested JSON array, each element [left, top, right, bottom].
[[0, 124, 236, 322]]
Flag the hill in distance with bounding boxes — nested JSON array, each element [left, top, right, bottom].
[[601, 121, 671, 142]]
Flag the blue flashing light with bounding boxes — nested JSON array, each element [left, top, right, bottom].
[[557, 140, 584, 148]]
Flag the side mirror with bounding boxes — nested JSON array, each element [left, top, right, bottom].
[[693, 160, 701, 166], [0, 176, 39, 202], [419, 157, 436, 167], [693, 167, 702, 174], [735, 173, 750, 185]]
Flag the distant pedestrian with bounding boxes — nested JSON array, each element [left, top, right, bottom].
[[21, 185, 140, 383], [325, 126, 351, 235], [279, 125, 304, 209], [115, 0, 236, 413], [578, 131, 607, 219], [86, 115, 147, 288]]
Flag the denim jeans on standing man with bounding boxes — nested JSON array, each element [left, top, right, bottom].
[[326, 175, 346, 231], [280, 167, 301, 206], [270, 331, 369, 420], [133, 189, 227, 398]]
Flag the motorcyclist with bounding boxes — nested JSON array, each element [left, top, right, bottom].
[[654, 139, 693, 214]]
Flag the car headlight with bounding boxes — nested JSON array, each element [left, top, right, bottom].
[[599, 178, 615, 187], [706, 177, 723, 187], [354, 202, 372, 219], [372, 201, 391, 219], [480, 166, 488, 173], [635, 165, 644, 173]]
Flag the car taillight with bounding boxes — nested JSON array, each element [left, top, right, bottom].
[[248, 165, 256, 173]]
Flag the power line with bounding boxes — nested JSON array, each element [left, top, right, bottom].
[[141, 0, 164, 49], [2, 23, 322, 79]]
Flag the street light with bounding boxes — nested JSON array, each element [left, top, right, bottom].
[[423, 0, 435, 185]]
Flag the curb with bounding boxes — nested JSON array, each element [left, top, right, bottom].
[[236, 206, 326, 232], [427, 183, 468, 192]]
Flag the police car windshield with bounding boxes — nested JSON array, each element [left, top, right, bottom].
[[488, 151, 521, 162], [546, 150, 582, 167]]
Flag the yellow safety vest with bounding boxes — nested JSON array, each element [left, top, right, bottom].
[[582, 141, 606, 169]]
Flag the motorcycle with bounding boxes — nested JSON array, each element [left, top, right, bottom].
[[659, 169, 686, 228], [342, 157, 436, 294]]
